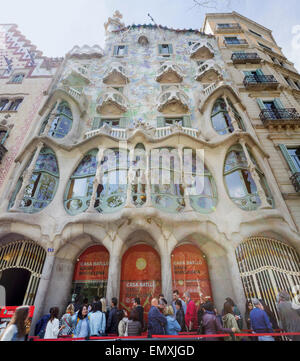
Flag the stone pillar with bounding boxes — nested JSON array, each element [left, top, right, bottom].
[[224, 96, 240, 132], [239, 139, 272, 210], [125, 148, 135, 208], [87, 146, 105, 213], [10, 142, 44, 212], [106, 254, 121, 305], [145, 148, 152, 207], [226, 247, 246, 321], [161, 246, 173, 304], [178, 146, 193, 212], [30, 252, 55, 335]]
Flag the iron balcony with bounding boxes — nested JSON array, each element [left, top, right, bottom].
[[291, 172, 300, 193], [231, 52, 261, 64], [243, 74, 279, 90], [260, 108, 300, 127]]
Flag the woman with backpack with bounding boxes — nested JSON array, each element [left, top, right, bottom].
[[72, 305, 90, 338], [0, 306, 30, 341]]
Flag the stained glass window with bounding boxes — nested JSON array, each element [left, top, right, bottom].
[[9, 147, 59, 213]]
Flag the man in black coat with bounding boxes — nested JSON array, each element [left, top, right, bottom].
[[106, 297, 119, 335], [133, 297, 144, 331]]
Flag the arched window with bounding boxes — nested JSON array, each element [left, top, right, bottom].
[[224, 145, 273, 211], [41, 101, 73, 138], [9, 147, 59, 213], [184, 148, 217, 213], [64, 149, 128, 215], [151, 147, 185, 213], [64, 149, 98, 215], [94, 148, 128, 213], [211, 97, 244, 135]]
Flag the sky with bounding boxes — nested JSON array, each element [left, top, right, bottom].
[[0, 0, 299, 71]]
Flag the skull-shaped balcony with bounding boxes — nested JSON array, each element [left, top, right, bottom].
[[195, 60, 222, 83], [52, 83, 88, 115], [97, 87, 128, 115], [157, 86, 189, 114], [103, 62, 129, 85], [189, 41, 214, 60], [156, 61, 184, 83], [68, 64, 91, 85]]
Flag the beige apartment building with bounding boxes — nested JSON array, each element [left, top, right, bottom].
[[0, 12, 299, 331]]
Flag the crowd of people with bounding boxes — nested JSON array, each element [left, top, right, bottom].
[[0, 290, 299, 341]]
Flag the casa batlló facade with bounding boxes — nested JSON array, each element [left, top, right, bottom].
[[0, 12, 299, 329]]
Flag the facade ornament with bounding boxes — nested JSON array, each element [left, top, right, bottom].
[[104, 11, 125, 34], [157, 85, 189, 112], [156, 61, 184, 82]]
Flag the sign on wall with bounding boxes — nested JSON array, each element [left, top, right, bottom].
[[120, 244, 162, 316], [171, 244, 213, 306], [73, 245, 109, 283]]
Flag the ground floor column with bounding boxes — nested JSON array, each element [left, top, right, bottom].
[[226, 247, 246, 319], [30, 252, 55, 335], [106, 254, 121, 305], [161, 248, 173, 304]]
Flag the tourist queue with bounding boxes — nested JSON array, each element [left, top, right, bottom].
[[0, 290, 300, 341]]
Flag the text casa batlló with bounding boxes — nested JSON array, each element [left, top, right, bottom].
[[105, 345, 195, 358]]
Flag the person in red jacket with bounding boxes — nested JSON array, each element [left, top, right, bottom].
[[184, 291, 198, 332]]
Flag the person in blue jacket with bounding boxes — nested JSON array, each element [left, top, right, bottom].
[[72, 305, 90, 338], [164, 305, 181, 335], [250, 298, 274, 341], [148, 298, 167, 338], [89, 302, 106, 337]]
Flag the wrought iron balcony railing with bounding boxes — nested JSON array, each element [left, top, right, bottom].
[[231, 52, 261, 64], [260, 108, 300, 126], [0, 143, 7, 164], [243, 74, 279, 89], [291, 172, 300, 192], [224, 39, 248, 46], [216, 23, 242, 33]]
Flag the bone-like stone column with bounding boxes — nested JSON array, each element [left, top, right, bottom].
[[239, 138, 272, 210], [106, 253, 121, 305], [43, 99, 62, 136], [87, 146, 105, 213], [10, 142, 44, 212]]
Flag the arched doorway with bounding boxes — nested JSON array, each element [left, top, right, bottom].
[[0, 240, 46, 306], [236, 236, 300, 319], [120, 244, 162, 317], [71, 245, 109, 302], [171, 244, 213, 307]]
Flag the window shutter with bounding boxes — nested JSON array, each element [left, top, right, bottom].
[[257, 99, 266, 110], [256, 68, 264, 76], [274, 98, 284, 109], [279, 144, 298, 174], [183, 115, 192, 128], [92, 117, 101, 130], [124, 45, 129, 55], [119, 117, 129, 128], [158, 44, 163, 54], [113, 46, 118, 56], [168, 44, 173, 54], [157, 116, 165, 128], [243, 71, 252, 77], [0, 131, 8, 145]]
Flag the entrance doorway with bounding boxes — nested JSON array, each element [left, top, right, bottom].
[[120, 244, 162, 316], [71, 245, 109, 304], [171, 244, 213, 307], [0, 268, 31, 306]]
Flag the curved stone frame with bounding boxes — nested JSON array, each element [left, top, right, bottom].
[[94, 148, 129, 214], [150, 147, 185, 213], [64, 149, 98, 215], [9, 147, 59, 214], [211, 97, 245, 135], [223, 144, 273, 211], [183, 148, 218, 214]]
